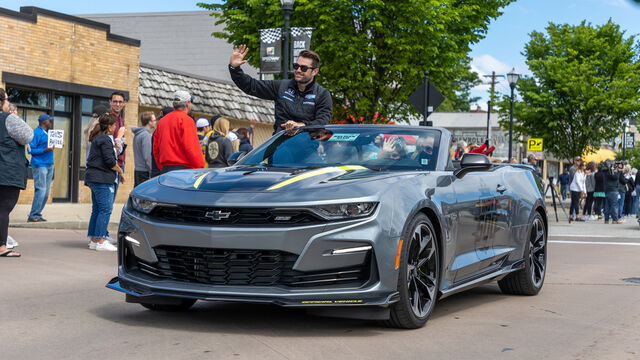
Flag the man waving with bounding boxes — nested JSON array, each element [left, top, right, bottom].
[[228, 45, 333, 134]]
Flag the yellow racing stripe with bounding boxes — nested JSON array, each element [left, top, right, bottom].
[[193, 174, 207, 189], [266, 165, 366, 191]]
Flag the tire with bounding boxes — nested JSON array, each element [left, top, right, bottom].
[[384, 213, 440, 329], [140, 298, 197, 312], [498, 212, 546, 295]]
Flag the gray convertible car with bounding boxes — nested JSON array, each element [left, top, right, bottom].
[[107, 125, 547, 329]]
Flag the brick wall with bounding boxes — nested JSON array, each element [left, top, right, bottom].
[[0, 10, 140, 204]]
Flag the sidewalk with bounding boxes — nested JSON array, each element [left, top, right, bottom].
[[9, 203, 124, 231]]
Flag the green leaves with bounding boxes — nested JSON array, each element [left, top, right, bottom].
[[199, 0, 513, 122], [500, 20, 640, 161]]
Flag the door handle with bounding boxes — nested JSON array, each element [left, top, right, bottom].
[[496, 185, 507, 194]]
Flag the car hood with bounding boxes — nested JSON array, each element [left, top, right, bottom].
[[157, 165, 402, 193]]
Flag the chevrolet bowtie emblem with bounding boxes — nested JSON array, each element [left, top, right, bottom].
[[204, 210, 231, 220]]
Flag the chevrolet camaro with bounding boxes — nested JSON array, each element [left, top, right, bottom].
[[107, 125, 547, 329]]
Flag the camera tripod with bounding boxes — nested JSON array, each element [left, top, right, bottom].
[[543, 178, 569, 222]]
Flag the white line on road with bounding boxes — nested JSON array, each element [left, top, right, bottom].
[[549, 240, 640, 246], [551, 234, 640, 239]]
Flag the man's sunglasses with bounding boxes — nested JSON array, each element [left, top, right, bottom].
[[293, 63, 316, 72]]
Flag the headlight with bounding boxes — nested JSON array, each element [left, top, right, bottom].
[[310, 202, 378, 220], [130, 196, 160, 214]]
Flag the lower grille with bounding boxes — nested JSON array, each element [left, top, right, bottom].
[[130, 245, 370, 288]]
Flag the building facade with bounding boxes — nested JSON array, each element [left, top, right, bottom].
[[0, 6, 140, 204]]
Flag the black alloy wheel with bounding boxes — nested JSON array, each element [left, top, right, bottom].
[[386, 213, 440, 329], [498, 212, 546, 295]]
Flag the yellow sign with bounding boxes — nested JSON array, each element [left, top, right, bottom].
[[527, 138, 543, 151]]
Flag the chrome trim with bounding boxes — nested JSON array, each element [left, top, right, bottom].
[[331, 245, 373, 255]]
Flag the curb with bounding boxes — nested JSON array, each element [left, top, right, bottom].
[[10, 221, 120, 231]]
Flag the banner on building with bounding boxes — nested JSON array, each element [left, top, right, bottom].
[[290, 27, 314, 70], [260, 28, 282, 74]]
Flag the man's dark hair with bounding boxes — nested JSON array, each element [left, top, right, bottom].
[[298, 50, 320, 68], [110, 91, 126, 101]]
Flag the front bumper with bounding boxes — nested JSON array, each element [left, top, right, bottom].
[[108, 206, 401, 307]]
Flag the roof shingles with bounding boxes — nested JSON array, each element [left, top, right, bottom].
[[138, 64, 275, 123]]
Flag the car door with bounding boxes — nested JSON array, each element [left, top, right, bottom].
[[474, 167, 513, 273], [451, 171, 494, 283]]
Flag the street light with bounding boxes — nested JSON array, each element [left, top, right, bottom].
[[507, 68, 520, 160], [281, 0, 295, 80]]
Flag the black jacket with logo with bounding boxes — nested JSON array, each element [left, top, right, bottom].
[[229, 65, 333, 134]]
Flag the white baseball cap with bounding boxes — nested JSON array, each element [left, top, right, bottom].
[[196, 118, 210, 128]]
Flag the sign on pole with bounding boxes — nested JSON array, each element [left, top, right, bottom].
[[527, 138, 543, 152], [48, 129, 64, 148], [290, 27, 313, 71], [408, 73, 445, 125], [259, 28, 282, 74], [625, 133, 634, 149]]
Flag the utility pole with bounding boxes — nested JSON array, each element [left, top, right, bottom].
[[483, 71, 504, 115]]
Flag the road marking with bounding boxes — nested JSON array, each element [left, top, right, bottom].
[[549, 240, 640, 246], [551, 234, 640, 239]]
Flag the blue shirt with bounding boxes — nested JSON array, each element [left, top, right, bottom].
[[28, 126, 54, 167], [558, 173, 570, 185]]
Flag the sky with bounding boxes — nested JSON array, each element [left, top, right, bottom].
[[4, 0, 640, 109]]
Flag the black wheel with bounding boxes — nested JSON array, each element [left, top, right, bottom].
[[498, 213, 546, 295], [140, 298, 197, 312], [385, 213, 440, 329]]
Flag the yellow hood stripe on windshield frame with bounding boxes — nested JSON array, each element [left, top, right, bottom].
[[266, 165, 366, 191]]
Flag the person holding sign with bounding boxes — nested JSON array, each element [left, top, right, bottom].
[[27, 114, 55, 223], [228, 45, 332, 134]]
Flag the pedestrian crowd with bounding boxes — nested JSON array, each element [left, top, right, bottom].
[[561, 156, 638, 224]]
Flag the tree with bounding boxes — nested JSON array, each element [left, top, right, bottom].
[[436, 63, 482, 112], [198, 0, 513, 122], [498, 21, 640, 161]]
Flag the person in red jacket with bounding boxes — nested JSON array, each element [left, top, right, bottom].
[[153, 90, 205, 173]]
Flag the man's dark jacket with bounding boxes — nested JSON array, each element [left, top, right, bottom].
[[229, 65, 332, 134]]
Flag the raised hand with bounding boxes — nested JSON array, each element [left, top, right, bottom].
[[382, 137, 397, 153], [230, 44, 249, 68]]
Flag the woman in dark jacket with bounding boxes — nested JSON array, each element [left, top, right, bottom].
[[0, 89, 33, 258], [205, 117, 234, 168], [85, 113, 124, 251]]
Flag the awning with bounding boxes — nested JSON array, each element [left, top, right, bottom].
[[582, 148, 616, 163]]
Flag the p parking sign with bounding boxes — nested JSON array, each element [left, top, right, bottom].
[[527, 138, 543, 152]]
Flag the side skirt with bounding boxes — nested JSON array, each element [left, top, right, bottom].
[[439, 262, 523, 300]]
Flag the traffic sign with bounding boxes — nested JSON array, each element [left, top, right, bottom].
[[409, 75, 445, 119], [527, 138, 543, 151]]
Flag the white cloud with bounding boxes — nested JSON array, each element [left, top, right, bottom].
[[601, 0, 630, 8]]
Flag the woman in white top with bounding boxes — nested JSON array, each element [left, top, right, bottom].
[[569, 161, 587, 221]]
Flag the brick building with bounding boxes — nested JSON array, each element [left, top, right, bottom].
[[1, 7, 278, 205], [0, 6, 140, 204]]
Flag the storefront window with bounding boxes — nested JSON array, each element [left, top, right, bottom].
[[7, 87, 49, 108], [54, 95, 72, 112]]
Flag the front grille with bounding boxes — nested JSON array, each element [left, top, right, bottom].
[[149, 206, 323, 226], [131, 245, 371, 288]]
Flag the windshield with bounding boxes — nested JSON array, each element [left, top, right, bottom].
[[237, 126, 441, 171]]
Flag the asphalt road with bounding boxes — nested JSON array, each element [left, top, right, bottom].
[[1, 226, 639, 360]]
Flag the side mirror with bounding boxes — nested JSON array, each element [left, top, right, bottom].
[[454, 153, 492, 178], [227, 151, 246, 166]]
